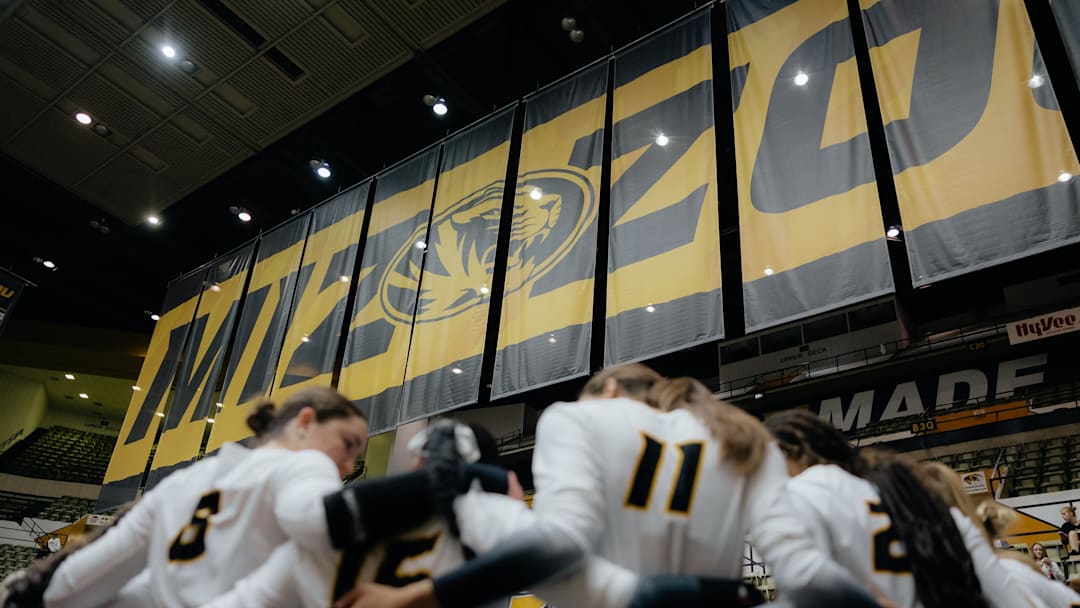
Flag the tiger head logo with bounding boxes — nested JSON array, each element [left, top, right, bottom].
[[378, 168, 596, 324]]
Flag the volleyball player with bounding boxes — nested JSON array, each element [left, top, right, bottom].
[[339, 365, 875, 608], [763, 409, 1032, 608]]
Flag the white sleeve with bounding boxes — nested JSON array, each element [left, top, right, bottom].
[[952, 509, 1043, 608], [270, 449, 343, 553], [531, 404, 605, 552], [750, 459, 872, 595], [45, 488, 161, 608], [200, 543, 301, 608]]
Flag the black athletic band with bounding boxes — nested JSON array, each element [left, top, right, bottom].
[[629, 576, 762, 608]]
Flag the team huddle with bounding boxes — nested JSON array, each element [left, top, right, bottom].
[[1, 363, 1078, 607]]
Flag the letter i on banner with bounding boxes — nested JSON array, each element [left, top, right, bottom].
[[728, 0, 892, 332], [98, 270, 206, 510], [338, 151, 440, 433], [606, 10, 724, 364], [206, 215, 311, 453], [859, 0, 1080, 285], [272, 184, 369, 402], [145, 245, 254, 489], [491, 63, 607, 398], [398, 108, 516, 424]]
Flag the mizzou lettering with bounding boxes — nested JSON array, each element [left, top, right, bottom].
[[0, 286, 13, 299]]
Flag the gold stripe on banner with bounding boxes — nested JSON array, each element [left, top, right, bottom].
[[606, 11, 723, 364], [729, 0, 891, 331], [491, 63, 607, 398], [147, 246, 253, 487], [860, 0, 1080, 285], [398, 110, 515, 423], [338, 151, 439, 433], [206, 218, 311, 454], [273, 186, 368, 402], [98, 271, 205, 509]]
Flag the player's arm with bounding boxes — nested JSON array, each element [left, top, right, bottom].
[[200, 543, 301, 608], [43, 489, 159, 607], [951, 508, 1037, 608]]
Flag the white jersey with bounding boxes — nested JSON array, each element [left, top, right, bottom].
[[204, 487, 534, 608], [46, 443, 342, 608], [531, 399, 789, 578], [999, 555, 1079, 608], [760, 464, 1034, 608]]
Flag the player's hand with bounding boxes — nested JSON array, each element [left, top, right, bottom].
[[334, 580, 438, 608], [507, 471, 525, 501]]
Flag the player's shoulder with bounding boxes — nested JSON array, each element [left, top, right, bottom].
[[542, 398, 652, 423], [792, 464, 870, 495]]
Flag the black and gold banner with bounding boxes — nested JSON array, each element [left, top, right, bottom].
[[206, 215, 311, 453], [339, 151, 439, 432], [606, 11, 723, 364], [0, 269, 27, 337], [729, 0, 893, 332], [861, 0, 1080, 285], [1050, 0, 1080, 80], [97, 270, 206, 510], [146, 244, 254, 488], [491, 63, 607, 398], [273, 184, 369, 401], [398, 109, 516, 423]]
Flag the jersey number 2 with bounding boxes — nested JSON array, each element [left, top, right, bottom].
[[168, 490, 221, 562], [868, 501, 911, 574], [624, 433, 704, 515]]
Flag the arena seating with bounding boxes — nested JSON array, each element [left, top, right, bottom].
[[924, 433, 1078, 497], [36, 496, 95, 522], [0, 544, 37, 579], [0, 491, 52, 522], [0, 426, 117, 485]]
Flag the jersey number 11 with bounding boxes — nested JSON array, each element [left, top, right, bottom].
[[624, 433, 705, 515]]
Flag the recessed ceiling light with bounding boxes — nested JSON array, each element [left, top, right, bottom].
[[1028, 75, 1045, 88], [645, 305, 656, 313], [147, 215, 161, 226], [1058, 171, 1073, 183], [75, 112, 92, 125], [451, 367, 463, 374], [150, 313, 161, 321], [43, 260, 56, 269], [794, 71, 809, 86], [317, 164, 331, 179], [339, 275, 350, 283], [161, 45, 176, 59], [432, 98, 448, 116], [547, 335, 557, 344], [655, 134, 669, 147], [64, 373, 75, 380], [237, 210, 252, 222], [480, 285, 489, 294], [78, 393, 89, 399], [93, 123, 110, 137], [886, 226, 901, 238], [179, 59, 197, 74], [530, 188, 542, 200], [764, 266, 774, 276]]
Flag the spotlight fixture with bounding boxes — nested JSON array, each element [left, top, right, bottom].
[[42, 260, 56, 269], [75, 112, 92, 125], [179, 59, 197, 74], [529, 188, 543, 200], [161, 45, 177, 59], [645, 305, 656, 313], [156, 412, 165, 417], [64, 373, 75, 380], [451, 367, 463, 375], [339, 275, 350, 283], [423, 94, 448, 116], [93, 123, 111, 137], [1058, 171, 1073, 183], [547, 335, 558, 344], [146, 215, 161, 226], [655, 134, 669, 147], [886, 225, 902, 239], [150, 313, 161, 321], [229, 206, 253, 223], [479, 284, 489, 295], [414, 240, 427, 250], [763, 266, 774, 276], [1028, 75, 1045, 88], [89, 218, 111, 235], [754, 393, 764, 399], [560, 17, 577, 31], [206, 418, 215, 423], [794, 71, 809, 86], [301, 334, 311, 343], [78, 393, 89, 399], [209, 283, 222, 292], [132, 386, 142, 391], [569, 29, 585, 43]]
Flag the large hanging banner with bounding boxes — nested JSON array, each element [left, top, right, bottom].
[[606, 10, 724, 365], [861, 0, 1080, 286], [146, 245, 254, 488], [491, 63, 607, 398], [339, 151, 439, 432], [0, 269, 27, 337], [97, 270, 206, 510], [273, 184, 369, 401], [398, 109, 516, 424], [728, 0, 893, 333], [206, 215, 311, 453], [1050, 0, 1080, 79]]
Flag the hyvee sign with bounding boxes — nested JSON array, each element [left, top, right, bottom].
[[1008, 307, 1080, 345], [810, 353, 1051, 431]]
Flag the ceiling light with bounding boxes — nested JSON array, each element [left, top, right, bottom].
[[886, 226, 901, 239], [42, 260, 56, 269], [764, 266, 774, 276], [93, 123, 110, 137], [179, 59, 197, 74], [1028, 75, 1045, 88], [237, 210, 252, 222], [78, 393, 89, 399], [480, 285, 489, 294], [75, 112, 92, 125], [655, 134, 669, 147], [561, 17, 577, 31], [132, 385, 141, 391], [301, 334, 311, 343], [754, 393, 764, 399], [155, 412, 165, 417], [530, 188, 542, 200], [794, 71, 809, 86], [150, 313, 160, 321], [310, 160, 332, 179], [432, 98, 448, 116], [64, 373, 75, 380], [161, 45, 176, 59], [569, 29, 585, 43], [216, 402, 223, 408], [339, 275, 350, 283], [146, 215, 161, 226], [206, 418, 215, 423], [451, 367, 463, 374], [209, 283, 221, 292], [415, 240, 427, 250], [1058, 171, 1073, 183], [645, 305, 656, 313], [547, 335, 557, 344]]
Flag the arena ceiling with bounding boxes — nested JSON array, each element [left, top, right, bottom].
[[0, 0, 702, 333]]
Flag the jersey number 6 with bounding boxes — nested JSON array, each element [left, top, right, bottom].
[[168, 490, 221, 562], [624, 433, 705, 515]]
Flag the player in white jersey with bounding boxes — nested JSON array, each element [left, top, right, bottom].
[[763, 410, 1032, 608], [341, 365, 877, 608], [38, 387, 369, 608]]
